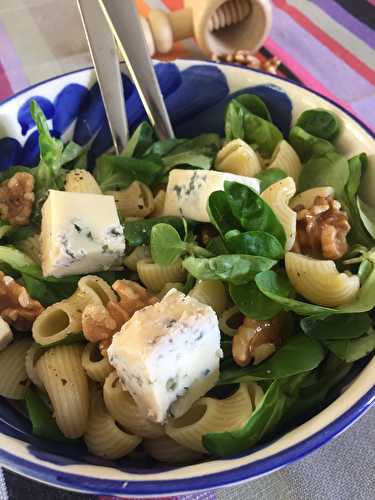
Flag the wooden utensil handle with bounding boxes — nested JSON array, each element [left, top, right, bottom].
[[141, 0, 272, 57]]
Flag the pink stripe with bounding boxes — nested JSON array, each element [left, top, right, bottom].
[[265, 38, 353, 112], [367, 0, 375, 6], [0, 22, 28, 93]]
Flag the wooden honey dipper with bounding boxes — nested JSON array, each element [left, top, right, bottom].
[[140, 0, 272, 56]]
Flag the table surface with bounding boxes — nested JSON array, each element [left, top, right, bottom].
[[0, 1, 374, 499]]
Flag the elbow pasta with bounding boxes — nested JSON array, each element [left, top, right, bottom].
[[103, 371, 164, 438], [152, 189, 166, 217], [123, 245, 150, 271], [156, 281, 184, 300], [85, 384, 141, 459], [81, 342, 113, 382], [266, 140, 301, 181], [65, 169, 102, 194], [189, 280, 228, 314], [137, 259, 186, 292], [33, 276, 116, 346], [144, 436, 204, 464], [285, 252, 360, 307], [37, 344, 89, 438], [0, 338, 32, 399], [261, 177, 297, 251], [166, 384, 253, 453], [215, 139, 262, 177], [290, 186, 335, 210], [108, 181, 154, 218], [219, 306, 243, 337]]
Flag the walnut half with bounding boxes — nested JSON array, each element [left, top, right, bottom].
[[0, 172, 35, 226], [0, 272, 44, 330], [232, 314, 285, 367], [82, 279, 158, 355], [292, 196, 350, 260]]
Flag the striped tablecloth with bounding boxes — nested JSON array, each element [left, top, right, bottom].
[[0, 1, 374, 499]]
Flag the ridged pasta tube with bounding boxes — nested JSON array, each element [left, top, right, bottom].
[[25, 343, 44, 390], [65, 169, 102, 194], [0, 339, 32, 399], [33, 276, 116, 346], [166, 384, 253, 453], [37, 344, 89, 438], [290, 186, 335, 210], [81, 343, 112, 382], [285, 252, 360, 307], [189, 280, 228, 314], [123, 245, 150, 271], [84, 384, 141, 459], [17, 234, 41, 265], [144, 436, 204, 463], [261, 177, 297, 251], [103, 371, 164, 439], [215, 139, 262, 177], [137, 258, 186, 292], [108, 181, 154, 218], [266, 140, 301, 181]]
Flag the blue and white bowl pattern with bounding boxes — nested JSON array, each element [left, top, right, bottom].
[[0, 60, 374, 497]]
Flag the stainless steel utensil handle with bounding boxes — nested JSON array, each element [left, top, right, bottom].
[[98, 0, 174, 140], [77, 0, 128, 154]]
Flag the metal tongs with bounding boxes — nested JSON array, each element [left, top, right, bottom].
[[77, 0, 174, 154]]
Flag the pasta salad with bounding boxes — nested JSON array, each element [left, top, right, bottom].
[[0, 96, 374, 462]]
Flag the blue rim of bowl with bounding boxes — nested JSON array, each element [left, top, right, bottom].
[[0, 61, 374, 496]]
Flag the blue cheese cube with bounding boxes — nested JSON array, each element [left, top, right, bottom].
[[163, 169, 260, 222], [41, 190, 125, 277], [108, 289, 222, 423]]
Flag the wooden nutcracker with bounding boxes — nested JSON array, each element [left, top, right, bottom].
[[140, 0, 272, 56]]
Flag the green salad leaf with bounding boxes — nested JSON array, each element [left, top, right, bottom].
[[255, 168, 287, 192], [150, 223, 212, 265], [123, 121, 156, 158], [324, 329, 375, 362], [183, 254, 276, 285], [225, 229, 284, 260], [94, 155, 164, 192], [219, 335, 325, 385], [225, 99, 283, 158], [123, 216, 188, 247], [207, 190, 241, 236], [289, 126, 335, 163], [235, 94, 272, 122], [283, 355, 352, 422], [300, 313, 371, 340], [296, 109, 340, 141], [298, 151, 349, 196], [229, 281, 284, 320], [224, 181, 286, 246], [25, 386, 72, 442], [203, 373, 307, 456]]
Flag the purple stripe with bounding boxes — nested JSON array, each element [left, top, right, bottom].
[[270, 6, 375, 103], [312, 0, 375, 50], [0, 21, 28, 92]]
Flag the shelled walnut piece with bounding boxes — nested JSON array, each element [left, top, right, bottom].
[[232, 314, 285, 367], [0, 272, 44, 330], [0, 172, 35, 226], [292, 196, 350, 260], [211, 51, 281, 74], [82, 280, 158, 355]]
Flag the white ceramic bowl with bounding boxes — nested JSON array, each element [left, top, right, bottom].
[[0, 60, 374, 497]]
